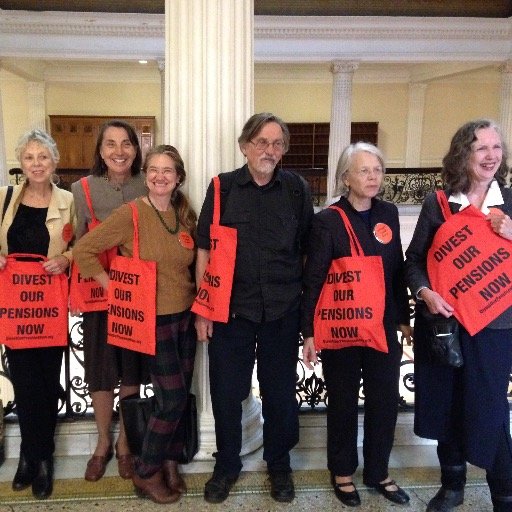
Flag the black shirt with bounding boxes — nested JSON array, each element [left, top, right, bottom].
[[8, 204, 50, 256], [196, 165, 313, 323]]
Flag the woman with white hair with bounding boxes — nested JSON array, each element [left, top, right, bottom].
[[302, 142, 412, 507], [0, 129, 76, 499]]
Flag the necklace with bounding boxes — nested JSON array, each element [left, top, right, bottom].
[[103, 174, 123, 191], [146, 194, 179, 235]]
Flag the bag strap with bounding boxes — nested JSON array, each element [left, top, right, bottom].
[[329, 206, 365, 256], [1, 186, 13, 224], [128, 202, 140, 260], [212, 176, 221, 226], [435, 190, 452, 221], [80, 177, 98, 224]]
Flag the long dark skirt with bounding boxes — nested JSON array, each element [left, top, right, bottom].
[[414, 318, 512, 470]]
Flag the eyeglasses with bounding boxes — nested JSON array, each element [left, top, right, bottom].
[[249, 138, 286, 152], [146, 167, 177, 177], [353, 167, 384, 178]]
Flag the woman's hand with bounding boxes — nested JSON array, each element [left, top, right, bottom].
[[42, 254, 70, 275], [0, 255, 6, 271], [418, 287, 454, 318], [195, 315, 213, 342], [302, 336, 318, 370], [488, 211, 512, 241], [399, 324, 413, 345]]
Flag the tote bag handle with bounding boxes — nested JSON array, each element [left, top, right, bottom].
[[328, 206, 365, 256]]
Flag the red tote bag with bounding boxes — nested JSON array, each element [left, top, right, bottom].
[[70, 178, 117, 312], [313, 207, 388, 353], [0, 253, 69, 349], [427, 191, 512, 335], [191, 176, 237, 323], [107, 202, 157, 355]]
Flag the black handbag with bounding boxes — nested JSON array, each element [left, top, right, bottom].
[[418, 305, 463, 368], [120, 392, 198, 464]]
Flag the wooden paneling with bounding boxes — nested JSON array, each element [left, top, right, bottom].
[[280, 122, 378, 204]]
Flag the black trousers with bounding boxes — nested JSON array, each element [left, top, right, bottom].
[[208, 310, 300, 476], [321, 331, 402, 485], [5, 346, 64, 463]]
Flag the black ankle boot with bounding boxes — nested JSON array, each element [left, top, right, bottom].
[[426, 487, 464, 511], [32, 458, 54, 499], [440, 464, 467, 489], [12, 452, 37, 491]]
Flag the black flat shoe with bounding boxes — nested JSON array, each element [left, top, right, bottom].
[[374, 480, 410, 505], [204, 472, 238, 504], [268, 471, 295, 503], [32, 459, 54, 499], [12, 453, 37, 491], [331, 475, 361, 507]]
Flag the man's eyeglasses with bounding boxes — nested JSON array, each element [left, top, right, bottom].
[[249, 139, 286, 152]]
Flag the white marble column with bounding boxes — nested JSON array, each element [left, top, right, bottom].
[[164, 0, 262, 460], [405, 83, 427, 168], [0, 66, 7, 186], [27, 82, 46, 131], [499, 61, 512, 173], [327, 61, 358, 205], [157, 59, 165, 143]]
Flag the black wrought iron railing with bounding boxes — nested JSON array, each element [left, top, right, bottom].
[[294, 167, 443, 207], [2, 168, 506, 420], [1, 310, 418, 420]]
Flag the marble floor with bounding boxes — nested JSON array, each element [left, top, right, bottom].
[[0, 444, 494, 512]]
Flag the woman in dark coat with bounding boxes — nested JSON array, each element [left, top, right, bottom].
[[405, 119, 512, 512], [302, 142, 412, 508]]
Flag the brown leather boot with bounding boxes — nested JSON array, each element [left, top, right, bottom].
[[132, 470, 181, 504], [163, 460, 187, 494]]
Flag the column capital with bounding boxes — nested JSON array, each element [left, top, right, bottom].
[[330, 60, 359, 75], [408, 82, 428, 91]]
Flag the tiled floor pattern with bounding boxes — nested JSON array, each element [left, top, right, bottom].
[[0, 447, 494, 511]]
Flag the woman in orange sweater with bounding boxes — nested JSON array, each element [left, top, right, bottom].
[[74, 145, 197, 504]]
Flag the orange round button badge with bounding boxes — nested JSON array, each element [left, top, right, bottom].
[[179, 232, 195, 250], [62, 223, 74, 243], [373, 223, 392, 244]]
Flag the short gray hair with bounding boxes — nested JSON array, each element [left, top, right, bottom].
[[15, 129, 60, 164], [334, 142, 386, 197]]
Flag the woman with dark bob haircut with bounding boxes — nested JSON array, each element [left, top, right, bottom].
[[405, 119, 512, 512], [71, 119, 147, 483]]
